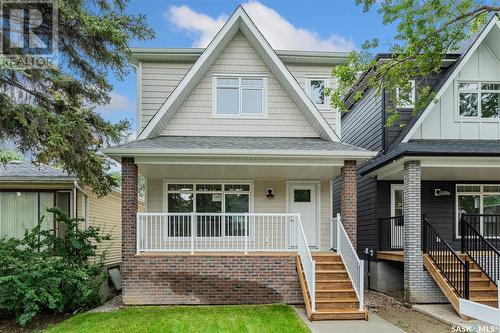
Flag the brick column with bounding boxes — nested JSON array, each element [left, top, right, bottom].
[[403, 160, 446, 303], [341, 160, 357, 248], [122, 157, 138, 261]]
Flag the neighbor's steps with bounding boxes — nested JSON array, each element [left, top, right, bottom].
[[297, 253, 367, 321]]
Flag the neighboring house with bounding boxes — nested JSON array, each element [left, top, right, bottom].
[[0, 160, 144, 267], [104, 6, 376, 321], [338, 15, 500, 317]]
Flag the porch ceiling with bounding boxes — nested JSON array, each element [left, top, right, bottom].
[[138, 163, 342, 180], [373, 156, 500, 181]]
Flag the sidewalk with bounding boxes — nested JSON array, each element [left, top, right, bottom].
[[294, 306, 405, 333]]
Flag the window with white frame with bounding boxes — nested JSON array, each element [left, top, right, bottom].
[[213, 76, 266, 117], [306, 78, 329, 108], [458, 82, 500, 119], [395, 80, 416, 108], [456, 184, 500, 238], [166, 183, 251, 237]]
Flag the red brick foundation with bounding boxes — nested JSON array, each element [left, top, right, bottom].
[[122, 255, 303, 305], [341, 160, 358, 248]]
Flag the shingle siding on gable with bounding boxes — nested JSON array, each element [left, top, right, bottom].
[[140, 62, 193, 131], [286, 63, 341, 136], [411, 43, 500, 140], [159, 32, 320, 137]]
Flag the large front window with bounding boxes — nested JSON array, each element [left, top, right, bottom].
[[0, 191, 55, 238], [166, 183, 251, 237], [456, 184, 500, 237], [458, 82, 500, 119], [214, 76, 266, 117]]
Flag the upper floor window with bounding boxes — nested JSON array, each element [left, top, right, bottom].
[[306, 78, 329, 109], [213, 75, 266, 117], [396, 80, 416, 108], [458, 82, 500, 119]]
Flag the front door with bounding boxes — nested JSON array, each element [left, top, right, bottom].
[[289, 184, 317, 247]]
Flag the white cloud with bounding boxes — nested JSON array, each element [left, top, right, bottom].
[[95, 91, 133, 116], [166, 1, 354, 52]]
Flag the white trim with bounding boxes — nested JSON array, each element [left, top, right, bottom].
[[285, 181, 321, 249], [402, 16, 500, 142], [455, 184, 500, 238], [137, 61, 143, 134], [137, 6, 339, 141], [390, 184, 403, 217], [211, 74, 268, 119], [305, 76, 331, 111], [104, 147, 376, 158], [395, 80, 416, 109], [455, 80, 500, 121]]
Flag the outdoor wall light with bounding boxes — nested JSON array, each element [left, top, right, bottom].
[[266, 188, 274, 198], [434, 189, 451, 197]]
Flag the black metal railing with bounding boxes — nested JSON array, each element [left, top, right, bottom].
[[379, 216, 404, 251], [462, 214, 500, 250], [423, 216, 469, 299], [461, 215, 500, 287]]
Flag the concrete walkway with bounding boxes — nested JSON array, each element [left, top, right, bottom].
[[294, 306, 405, 333], [413, 304, 498, 332]]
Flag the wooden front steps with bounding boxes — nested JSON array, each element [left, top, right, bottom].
[[423, 254, 498, 319], [296, 253, 367, 321]]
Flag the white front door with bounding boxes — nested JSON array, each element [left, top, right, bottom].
[[289, 184, 318, 247]]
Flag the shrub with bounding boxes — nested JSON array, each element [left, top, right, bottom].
[[0, 209, 111, 325]]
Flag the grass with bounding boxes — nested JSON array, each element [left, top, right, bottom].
[[44, 304, 310, 333]]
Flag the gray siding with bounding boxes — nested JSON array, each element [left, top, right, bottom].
[[335, 87, 383, 255]]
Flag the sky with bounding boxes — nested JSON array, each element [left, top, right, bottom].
[[97, 0, 397, 135]]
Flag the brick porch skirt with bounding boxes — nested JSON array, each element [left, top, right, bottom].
[[122, 254, 303, 305]]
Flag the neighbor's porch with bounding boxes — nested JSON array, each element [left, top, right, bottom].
[[373, 156, 500, 258]]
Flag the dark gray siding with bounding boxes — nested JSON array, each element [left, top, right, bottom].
[[335, 88, 383, 256]]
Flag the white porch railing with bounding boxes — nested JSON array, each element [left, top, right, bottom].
[[336, 213, 365, 311], [136, 213, 300, 253], [296, 215, 316, 312]]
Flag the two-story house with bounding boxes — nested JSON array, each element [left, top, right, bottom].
[[104, 7, 376, 321], [338, 15, 500, 318]]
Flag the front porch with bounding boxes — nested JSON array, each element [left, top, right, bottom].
[[103, 136, 375, 320]]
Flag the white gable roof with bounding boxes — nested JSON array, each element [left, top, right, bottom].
[[138, 6, 339, 142], [402, 15, 500, 142]]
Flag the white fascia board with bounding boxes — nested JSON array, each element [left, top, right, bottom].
[[402, 16, 499, 142], [104, 147, 376, 158], [137, 9, 241, 140], [137, 6, 339, 142], [366, 155, 500, 179]]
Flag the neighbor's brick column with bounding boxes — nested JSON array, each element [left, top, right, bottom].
[[121, 157, 138, 262], [341, 160, 357, 248], [403, 160, 446, 304]]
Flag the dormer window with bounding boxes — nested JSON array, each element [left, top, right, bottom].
[[458, 82, 500, 119], [396, 80, 416, 108], [213, 75, 267, 118], [306, 77, 330, 109]]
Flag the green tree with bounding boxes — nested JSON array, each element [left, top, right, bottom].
[[0, 0, 154, 196], [329, 0, 499, 126]]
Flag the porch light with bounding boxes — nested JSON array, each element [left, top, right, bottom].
[[434, 189, 451, 197], [266, 188, 274, 198]]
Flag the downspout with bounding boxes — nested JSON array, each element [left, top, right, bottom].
[[74, 181, 89, 228], [381, 87, 387, 152]]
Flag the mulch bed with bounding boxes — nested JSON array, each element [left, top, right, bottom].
[[0, 310, 71, 333]]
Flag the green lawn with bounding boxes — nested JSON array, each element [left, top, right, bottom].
[[44, 304, 310, 333]]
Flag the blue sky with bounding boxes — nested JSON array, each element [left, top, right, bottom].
[[99, 0, 397, 134]]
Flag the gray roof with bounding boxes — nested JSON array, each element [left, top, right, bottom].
[[107, 136, 371, 153], [359, 140, 500, 175], [0, 161, 76, 181]]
